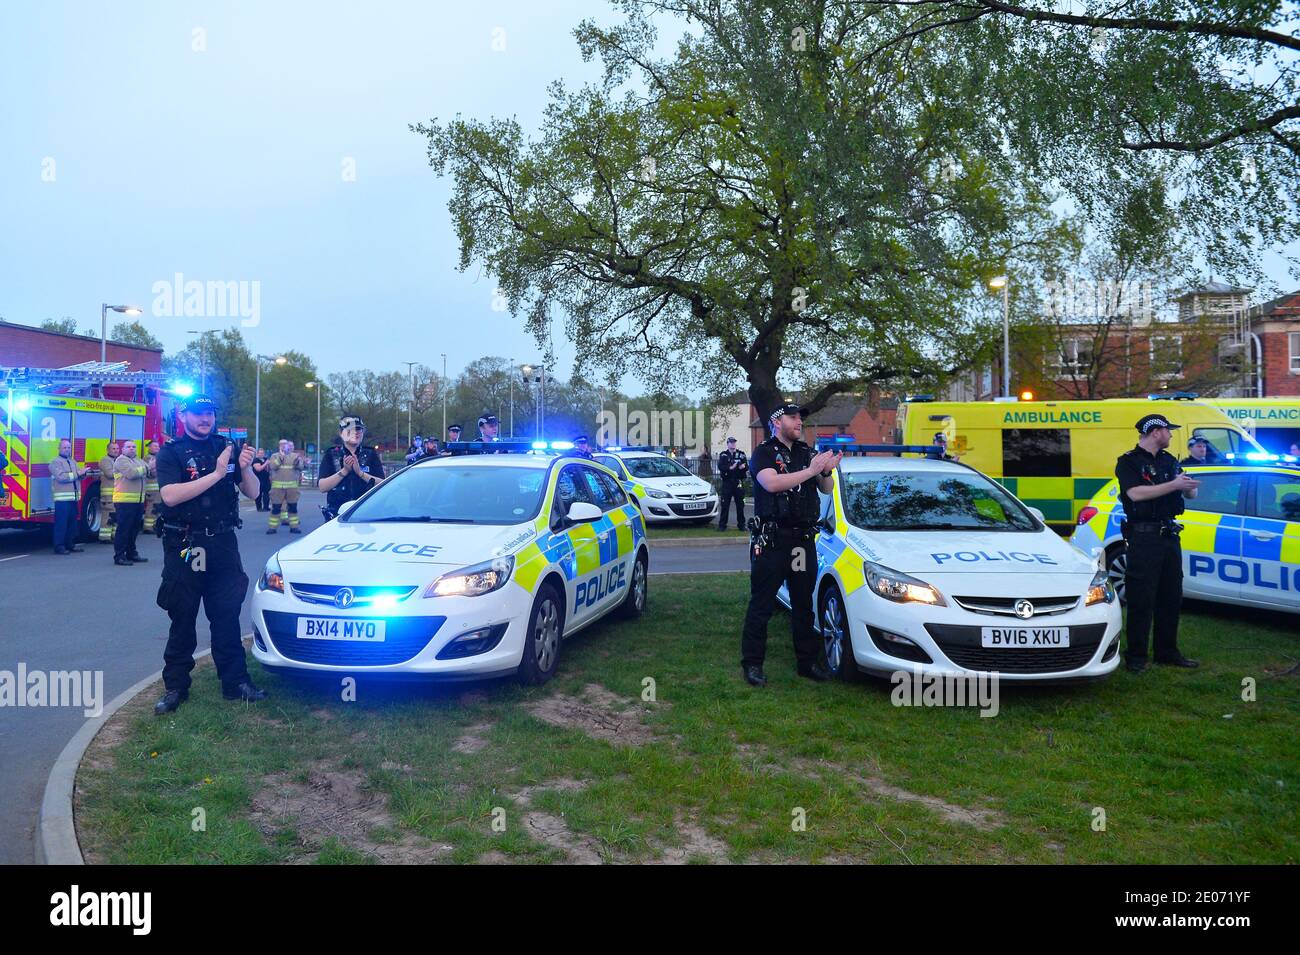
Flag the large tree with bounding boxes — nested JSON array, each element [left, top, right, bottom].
[[416, 0, 1041, 419]]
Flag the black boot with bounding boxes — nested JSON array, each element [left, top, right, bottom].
[[222, 681, 268, 702], [153, 688, 188, 715], [797, 661, 832, 682], [743, 665, 767, 687]]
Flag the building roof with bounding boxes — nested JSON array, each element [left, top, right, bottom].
[[1250, 290, 1300, 321], [1174, 281, 1253, 300]]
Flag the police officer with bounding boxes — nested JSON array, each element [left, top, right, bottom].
[[572, 435, 594, 459], [740, 404, 840, 686], [1179, 435, 1217, 467], [318, 415, 385, 519], [716, 436, 748, 530], [153, 394, 267, 714], [478, 414, 500, 441], [1116, 414, 1202, 674]]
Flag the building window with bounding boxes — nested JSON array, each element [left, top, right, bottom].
[[1051, 339, 1093, 378], [1003, 428, 1071, 477], [1290, 332, 1300, 373], [1150, 335, 1183, 377]]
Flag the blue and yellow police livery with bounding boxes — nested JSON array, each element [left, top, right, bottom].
[[251, 443, 649, 685], [1071, 455, 1300, 614]]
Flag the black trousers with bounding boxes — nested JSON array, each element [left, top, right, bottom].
[[718, 481, 745, 529], [1124, 530, 1184, 663], [741, 530, 819, 669], [53, 500, 79, 550], [113, 502, 143, 559], [256, 482, 270, 510], [158, 530, 251, 693]]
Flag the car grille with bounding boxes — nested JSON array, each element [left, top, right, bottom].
[[290, 583, 419, 607], [674, 492, 709, 501], [262, 610, 446, 666], [952, 595, 1080, 617], [668, 501, 714, 516], [923, 623, 1107, 674]]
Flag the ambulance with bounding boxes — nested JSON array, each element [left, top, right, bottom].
[[251, 442, 650, 685], [1202, 397, 1300, 456], [897, 397, 1263, 528], [0, 365, 181, 540]]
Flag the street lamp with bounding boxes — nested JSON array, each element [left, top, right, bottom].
[[402, 361, 416, 450], [254, 354, 287, 449], [522, 362, 546, 436], [305, 381, 322, 482], [101, 304, 142, 362], [989, 275, 1010, 398], [187, 330, 208, 392], [441, 353, 447, 439]]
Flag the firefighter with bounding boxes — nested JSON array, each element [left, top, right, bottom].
[[112, 439, 150, 566], [49, 437, 86, 554], [142, 440, 162, 533], [97, 440, 120, 543], [153, 393, 267, 714], [266, 438, 307, 534]]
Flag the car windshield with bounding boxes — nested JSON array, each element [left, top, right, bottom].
[[841, 470, 1039, 531], [624, 456, 691, 479], [344, 464, 548, 525]]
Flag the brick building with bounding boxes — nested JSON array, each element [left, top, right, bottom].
[[0, 320, 163, 372], [711, 391, 898, 452], [1251, 290, 1300, 397]]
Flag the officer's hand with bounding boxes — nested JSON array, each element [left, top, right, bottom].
[[809, 449, 837, 475], [238, 444, 256, 470], [216, 443, 234, 471], [1172, 473, 1200, 492]]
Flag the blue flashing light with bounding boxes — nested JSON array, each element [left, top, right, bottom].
[[815, 443, 945, 458], [14, 395, 31, 412], [1223, 452, 1299, 465], [531, 441, 548, 450], [172, 382, 194, 398], [550, 441, 574, 450]]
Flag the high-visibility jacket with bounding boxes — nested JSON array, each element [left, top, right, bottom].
[[269, 451, 306, 489], [113, 454, 149, 503], [98, 455, 117, 498], [50, 454, 82, 503], [144, 455, 159, 494]]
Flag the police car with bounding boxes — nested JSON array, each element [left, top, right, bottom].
[[777, 447, 1123, 683], [1070, 454, 1300, 614], [592, 447, 718, 524], [250, 443, 650, 684]]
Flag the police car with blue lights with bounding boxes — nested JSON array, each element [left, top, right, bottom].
[[251, 441, 650, 684], [777, 446, 1123, 683], [1071, 453, 1300, 614], [592, 447, 718, 524]]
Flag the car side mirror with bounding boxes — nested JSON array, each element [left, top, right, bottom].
[[1027, 507, 1045, 522], [337, 500, 358, 519], [566, 501, 603, 524]]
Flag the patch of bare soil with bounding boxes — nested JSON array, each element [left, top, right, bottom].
[[505, 777, 606, 864], [525, 683, 662, 747], [452, 722, 494, 754], [649, 813, 731, 865], [250, 763, 452, 863]]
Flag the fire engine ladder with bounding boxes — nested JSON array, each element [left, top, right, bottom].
[[0, 363, 168, 401]]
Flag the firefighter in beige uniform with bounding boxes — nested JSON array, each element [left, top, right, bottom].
[[97, 440, 121, 543], [112, 440, 149, 565], [266, 439, 306, 534], [142, 440, 162, 533]]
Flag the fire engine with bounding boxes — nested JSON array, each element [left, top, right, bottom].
[[0, 363, 184, 541]]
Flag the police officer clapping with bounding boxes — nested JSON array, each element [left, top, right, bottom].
[[1116, 414, 1201, 674], [740, 404, 840, 687], [153, 394, 267, 714], [318, 415, 385, 518]]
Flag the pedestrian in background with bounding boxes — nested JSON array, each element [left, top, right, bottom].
[[112, 439, 149, 566], [143, 440, 162, 533], [251, 448, 271, 510], [49, 438, 86, 554]]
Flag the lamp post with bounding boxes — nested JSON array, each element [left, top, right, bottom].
[[989, 275, 1010, 397], [402, 361, 416, 449], [254, 354, 287, 450], [508, 356, 515, 438], [441, 353, 447, 439], [187, 330, 208, 393], [100, 304, 142, 363], [305, 381, 322, 482]]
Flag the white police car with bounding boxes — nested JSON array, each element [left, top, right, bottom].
[[778, 447, 1122, 683], [251, 444, 649, 684], [592, 448, 718, 524], [1070, 455, 1300, 614]]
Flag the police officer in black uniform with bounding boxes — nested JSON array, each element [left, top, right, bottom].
[[740, 404, 841, 686], [153, 394, 267, 715], [716, 436, 748, 530], [572, 435, 594, 459], [1179, 435, 1218, 467], [1116, 414, 1202, 674], [318, 414, 385, 519]]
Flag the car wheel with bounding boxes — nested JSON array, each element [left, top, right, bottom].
[[1105, 544, 1128, 605], [819, 583, 858, 681], [80, 489, 101, 542], [517, 584, 564, 686], [618, 549, 649, 619]]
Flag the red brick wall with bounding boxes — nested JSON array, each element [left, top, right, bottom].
[[0, 323, 162, 372], [1259, 329, 1300, 396]]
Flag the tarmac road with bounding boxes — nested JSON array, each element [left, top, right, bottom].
[[0, 489, 747, 863]]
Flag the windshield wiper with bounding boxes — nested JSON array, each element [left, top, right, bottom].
[[364, 516, 474, 523]]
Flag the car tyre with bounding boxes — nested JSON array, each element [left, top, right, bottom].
[[79, 487, 101, 542], [1105, 544, 1128, 606], [517, 583, 565, 686], [617, 549, 649, 619], [819, 582, 859, 682]]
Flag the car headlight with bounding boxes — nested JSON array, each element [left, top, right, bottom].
[[863, 560, 945, 606], [425, 556, 514, 598], [259, 553, 284, 593], [647, 489, 671, 499], [1085, 568, 1114, 606]]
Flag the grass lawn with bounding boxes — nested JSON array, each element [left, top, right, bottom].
[[76, 574, 1298, 864], [646, 522, 747, 540]]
